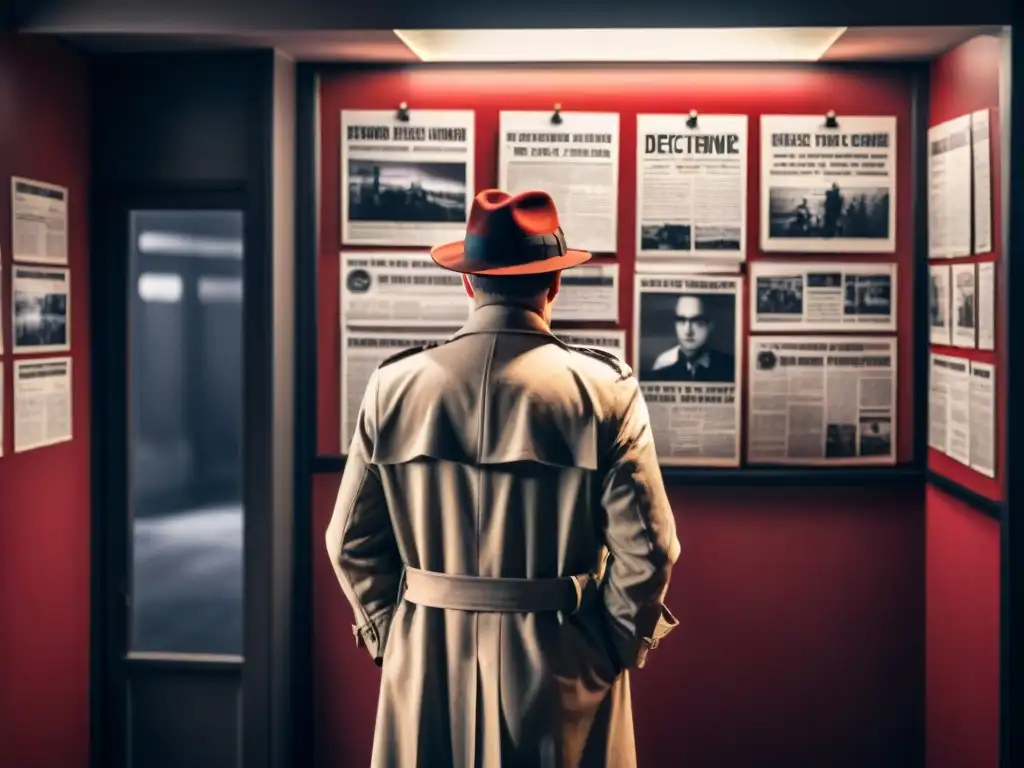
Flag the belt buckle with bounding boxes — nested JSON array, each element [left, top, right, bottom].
[[569, 575, 584, 614], [569, 573, 596, 614]]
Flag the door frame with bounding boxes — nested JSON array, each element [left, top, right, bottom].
[[90, 183, 251, 768]]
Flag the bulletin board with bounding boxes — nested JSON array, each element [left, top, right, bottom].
[[315, 64, 917, 471]]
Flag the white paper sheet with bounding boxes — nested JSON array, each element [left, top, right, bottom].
[[760, 115, 897, 253], [340, 109, 475, 247]]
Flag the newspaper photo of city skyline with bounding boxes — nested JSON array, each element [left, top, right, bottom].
[[347, 159, 468, 224]]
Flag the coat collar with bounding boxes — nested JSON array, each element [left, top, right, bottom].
[[451, 302, 557, 341]]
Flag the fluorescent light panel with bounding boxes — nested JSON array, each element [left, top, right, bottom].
[[393, 28, 848, 63]]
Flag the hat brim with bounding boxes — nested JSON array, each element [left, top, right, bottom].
[[430, 240, 592, 275]]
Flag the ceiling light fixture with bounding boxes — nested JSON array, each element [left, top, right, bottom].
[[393, 27, 849, 64]]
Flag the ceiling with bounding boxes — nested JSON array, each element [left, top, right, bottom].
[[61, 25, 999, 62]]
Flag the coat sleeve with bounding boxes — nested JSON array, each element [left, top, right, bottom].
[[597, 375, 682, 669], [325, 369, 403, 666]]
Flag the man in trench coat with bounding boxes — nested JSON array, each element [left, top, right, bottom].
[[326, 189, 681, 767]]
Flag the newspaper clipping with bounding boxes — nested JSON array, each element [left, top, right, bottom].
[[341, 109, 475, 248], [952, 263, 976, 348], [634, 274, 742, 467], [554, 264, 620, 323], [13, 357, 73, 453], [635, 114, 747, 264], [11, 177, 69, 265], [969, 361, 996, 478], [340, 330, 452, 450], [556, 329, 627, 363], [498, 111, 619, 254], [929, 265, 952, 345], [971, 110, 993, 254], [977, 261, 995, 351], [340, 252, 620, 325], [11, 265, 71, 354], [927, 115, 972, 259], [760, 115, 897, 253], [748, 336, 897, 465], [750, 262, 896, 332], [341, 252, 467, 328], [929, 353, 970, 465]]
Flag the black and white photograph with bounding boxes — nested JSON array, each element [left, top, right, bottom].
[[767, 185, 891, 240], [952, 263, 976, 348], [633, 274, 742, 468], [756, 275, 803, 316], [858, 415, 893, 457], [694, 225, 742, 251], [929, 265, 951, 345], [640, 223, 690, 251], [844, 274, 892, 316], [750, 262, 896, 332], [637, 290, 737, 383], [760, 115, 897, 253], [347, 159, 468, 224], [341, 108, 475, 247], [12, 265, 70, 353], [825, 423, 857, 458]]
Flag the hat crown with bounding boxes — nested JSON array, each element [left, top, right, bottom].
[[462, 189, 565, 269], [428, 187, 591, 276]]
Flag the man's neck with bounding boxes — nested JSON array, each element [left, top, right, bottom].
[[474, 298, 548, 323]]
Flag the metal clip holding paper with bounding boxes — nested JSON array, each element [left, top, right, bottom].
[[686, 109, 698, 129], [824, 109, 839, 128], [396, 101, 410, 122], [551, 103, 563, 125]]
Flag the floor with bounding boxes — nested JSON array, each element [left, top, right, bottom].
[[131, 502, 244, 656]]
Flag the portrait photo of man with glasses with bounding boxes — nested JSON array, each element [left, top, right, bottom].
[[638, 291, 737, 383]]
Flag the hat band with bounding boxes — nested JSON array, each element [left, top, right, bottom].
[[463, 228, 567, 267]]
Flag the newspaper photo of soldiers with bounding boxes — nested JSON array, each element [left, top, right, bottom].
[[11, 264, 71, 354], [952, 263, 976, 348], [634, 274, 742, 467], [929, 265, 951, 345], [636, 114, 747, 265], [341, 109, 475, 247], [760, 115, 897, 253], [748, 336, 897, 465], [750, 262, 896, 332]]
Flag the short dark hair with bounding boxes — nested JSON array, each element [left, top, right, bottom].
[[468, 271, 559, 301]]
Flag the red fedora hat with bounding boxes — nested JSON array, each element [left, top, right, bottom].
[[430, 189, 591, 275]]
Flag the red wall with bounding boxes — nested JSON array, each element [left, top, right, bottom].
[[314, 65, 924, 766], [925, 34, 1003, 768], [0, 36, 92, 768]]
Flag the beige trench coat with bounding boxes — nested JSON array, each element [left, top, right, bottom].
[[326, 303, 681, 768]]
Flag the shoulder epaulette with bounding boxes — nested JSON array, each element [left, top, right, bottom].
[[570, 346, 634, 381], [377, 342, 438, 369]]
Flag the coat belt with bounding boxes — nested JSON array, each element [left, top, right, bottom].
[[402, 566, 594, 614]]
